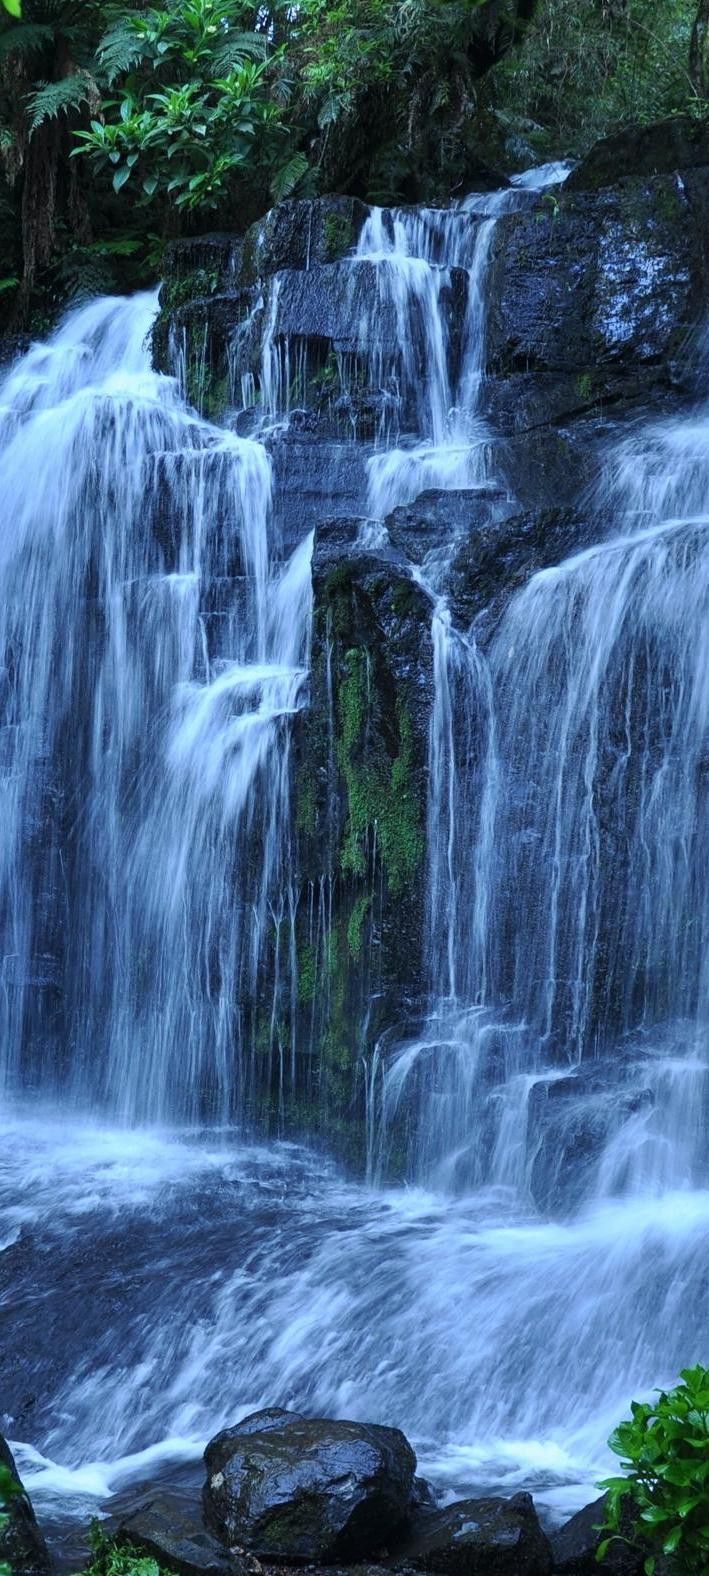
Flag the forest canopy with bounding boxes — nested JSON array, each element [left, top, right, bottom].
[[0, 0, 706, 325]]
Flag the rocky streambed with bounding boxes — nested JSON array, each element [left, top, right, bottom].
[[1, 1406, 649, 1576]]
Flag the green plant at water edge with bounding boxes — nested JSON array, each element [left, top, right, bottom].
[[597, 1365, 709, 1575], [0, 1461, 21, 1576], [79, 1520, 176, 1576]]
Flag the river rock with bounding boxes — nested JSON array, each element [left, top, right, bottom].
[[395, 1491, 552, 1575], [550, 1494, 645, 1574], [202, 1408, 417, 1562], [0, 1436, 51, 1575]]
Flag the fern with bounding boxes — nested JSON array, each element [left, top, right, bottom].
[[26, 72, 96, 134], [270, 149, 308, 201], [97, 21, 148, 85], [211, 29, 268, 72], [0, 22, 54, 59]]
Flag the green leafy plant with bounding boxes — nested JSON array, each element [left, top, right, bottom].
[[80, 1519, 175, 1576], [75, 0, 293, 210], [598, 1366, 709, 1575]]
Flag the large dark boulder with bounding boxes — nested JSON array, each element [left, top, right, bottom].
[[0, 1436, 51, 1575], [202, 1408, 417, 1562], [566, 116, 709, 191], [550, 1493, 646, 1575], [395, 1492, 552, 1576]]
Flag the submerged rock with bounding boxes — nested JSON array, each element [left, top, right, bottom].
[[0, 1435, 51, 1575], [203, 1408, 417, 1562], [394, 1492, 552, 1575]]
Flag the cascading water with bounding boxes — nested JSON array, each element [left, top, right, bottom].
[[3, 161, 708, 1558], [0, 293, 312, 1120]]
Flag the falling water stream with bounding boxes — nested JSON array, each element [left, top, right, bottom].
[[1, 166, 708, 1557]]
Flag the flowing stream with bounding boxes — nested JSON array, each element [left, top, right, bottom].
[[1, 169, 708, 1556]]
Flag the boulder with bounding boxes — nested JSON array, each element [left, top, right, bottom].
[[202, 1408, 417, 1562], [566, 117, 709, 192], [550, 1493, 646, 1575], [0, 1436, 51, 1575], [394, 1491, 552, 1576]]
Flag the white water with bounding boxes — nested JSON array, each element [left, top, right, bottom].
[[2, 164, 708, 1549], [0, 293, 312, 1120]]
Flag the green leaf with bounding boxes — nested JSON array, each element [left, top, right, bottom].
[[112, 164, 132, 192], [2, 0, 22, 18]]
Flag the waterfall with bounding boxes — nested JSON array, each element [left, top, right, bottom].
[[3, 162, 708, 1540], [0, 293, 312, 1121]]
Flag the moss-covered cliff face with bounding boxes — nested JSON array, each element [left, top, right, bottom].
[[149, 123, 709, 1160], [288, 525, 433, 1154]]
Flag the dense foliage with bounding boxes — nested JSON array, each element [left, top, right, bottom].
[[0, 0, 706, 325], [598, 1366, 709, 1576]]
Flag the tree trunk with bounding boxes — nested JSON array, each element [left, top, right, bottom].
[[690, 0, 709, 99]]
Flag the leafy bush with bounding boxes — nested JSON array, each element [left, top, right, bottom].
[[598, 1365, 709, 1576], [76, 0, 295, 211]]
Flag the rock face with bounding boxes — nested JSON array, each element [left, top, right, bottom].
[[203, 1408, 417, 1562], [396, 1492, 552, 1575], [148, 120, 709, 1159], [486, 170, 709, 425], [0, 1436, 51, 1575]]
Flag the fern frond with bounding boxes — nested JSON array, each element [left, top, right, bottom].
[[211, 30, 268, 73], [270, 150, 308, 202], [26, 72, 96, 134], [0, 23, 55, 60], [97, 21, 147, 85]]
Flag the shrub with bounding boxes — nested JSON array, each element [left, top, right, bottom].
[[598, 1365, 709, 1576]]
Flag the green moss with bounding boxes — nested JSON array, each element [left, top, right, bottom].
[[575, 370, 593, 400], [296, 772, 317, 837], [323, 210, 355, 261], [298, 941, 317, 1005], [347, 892, 372, 959], [336, 647, 423, 896], [161, 268, 219, 313]]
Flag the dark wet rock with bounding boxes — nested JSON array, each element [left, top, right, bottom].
[[202, 1408, 417, 1562], [385, 488, 514, 567], [114, 1487, 238, 1576], [528, 1069, 655, 1215], [487, 170, 709, 407], [566, 116, 709, 192], [238, 197, 371, 286], [0, 1435, 51, 1575], [410, 1479, 439, 1512], [550, 1493, 646, 1575], [160, 198, 371, 305], [0, 333, 31, 368], [394, 1491, 552, 1575], [449, 505, 602, 632], [267, 435, 368, 549]]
